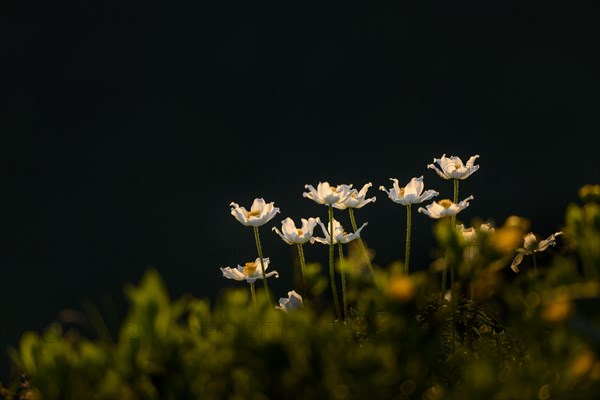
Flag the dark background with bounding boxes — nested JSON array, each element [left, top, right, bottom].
[[2, 0, 599, 382]]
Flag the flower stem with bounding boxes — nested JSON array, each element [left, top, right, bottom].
[[532, 253, 538, 273], [338, 242, 348, 321], [253, 226, 271, 304], [348, 208, 374, 274], [297, 244, 307, 298], [451, 178, 459, 226], [329, 205, 342, 320], [249, 282, 257, 309], [405, 204, 412, 275]]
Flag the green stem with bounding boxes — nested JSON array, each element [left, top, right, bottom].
[[329, 205, 342, 320], [348, 208, 374, 274], [297, 244, 307, 299], [451, 254, 456, 353], [451, 178, 459, 226], [338, 242, 348, 321], [451, 178, 459, 352], [405, 204, 412, 275], [249, 282, 257, 309], [253, 226, 271, 304], [440, 247, 448, 301]]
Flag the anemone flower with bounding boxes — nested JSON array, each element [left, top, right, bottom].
[[427, 154, 480, 181], [272, 217, 320, 296], [380, 176, 439, 274], [303, 182, 353, 205], [230, 198, 281, 304], [511, 232, 564, 273], [333, 183, 376, 274], [220, 258, 279, 307], [312, 218, 367, 321], [417, 196, 474, 219], [276, 290, 304, 313], [303, 181, 353, 321]]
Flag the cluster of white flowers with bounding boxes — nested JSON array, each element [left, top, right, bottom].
[[221, 153, 564, 313]]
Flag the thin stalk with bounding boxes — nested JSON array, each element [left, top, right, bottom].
[[348, 208, 374, 274], [253, 226, 271, 304], [249, 282, 257, 309], [405, 204, 412, 275], [328, 205, 342, 320], [297, 244, 307, 298], [532, 253, 538, 273], [338, 242, 348, 321]]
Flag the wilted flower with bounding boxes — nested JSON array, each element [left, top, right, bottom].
[[334, 183, 376, 210], [303, 182, 353, 205], [220, 258, 279, 283], [312, 218, 367, 245], [427, 154, 480, 180], [276, 290, 304, 312], [379, 176, 439, 205], [510, 232, 564, 273], [230, 198, 280, 227], [272, 217, 320, 245], [417, 196, 474, 219]]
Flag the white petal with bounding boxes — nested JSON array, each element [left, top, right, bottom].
[[220, 267, 246, 281]]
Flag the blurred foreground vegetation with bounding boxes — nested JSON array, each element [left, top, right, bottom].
[[2, 186, 600, 400]]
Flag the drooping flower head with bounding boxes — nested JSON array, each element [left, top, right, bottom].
[[311, 218, 367, 245], [303, 182, 353, 205], [379, 176, 439, 206], [220, 257, 279, 283], [230, 198, 280, 227], [417, 195, 475, 219], [511, 232, 564, 273], [334, 183, 376, 210], [428, 154, 480, 180], [276, 290, 304, 312], [272, 217, 320, 245]]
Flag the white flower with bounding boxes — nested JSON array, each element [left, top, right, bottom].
[[276, 290, 304, 312], [230, 198, 280, 227], [379, 176, 439, 206], [272, 217, 320, 245], [457, 222, 495, 242], [334, 183, 376, 210], [303, 182, 353, 205], [311, 218, 367, 245], [510, 232, 564, 273], [428, 154, 480, 180], [220, 257, 279, 283], [417, 195, 474, 219]]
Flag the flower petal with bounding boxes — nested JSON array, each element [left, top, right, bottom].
[[220, 267, 246, 281]]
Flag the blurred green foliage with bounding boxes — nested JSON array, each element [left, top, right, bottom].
[[2, 186, 600, 399]]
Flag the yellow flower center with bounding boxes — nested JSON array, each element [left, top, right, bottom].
[[439, 199, 453, 209], [243, 262, 257, 277], [454, 163, 461, 170], [399, 187, 405, 197], [247, 210, 261, 218], [331, 186, 337, 192], [297, 229, 303, 235]]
